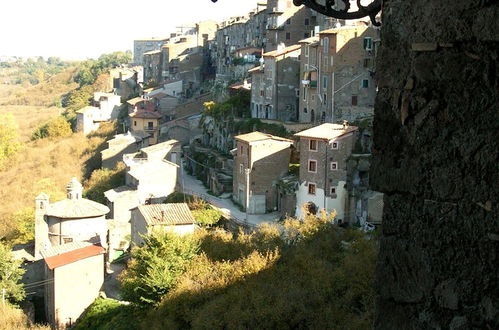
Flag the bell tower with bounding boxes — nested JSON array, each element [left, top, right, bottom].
[[34, 193, 50, 259]]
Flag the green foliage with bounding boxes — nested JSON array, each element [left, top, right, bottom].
[[164, 192, 194, 204], [191, 208, 223, 227], [202, 90, 250, 119], [4, 56, 70, 85], [143, 217, 378, 329], [74, 51, 131, 87], [73, 298, 141, 330], [0, 113, 23, 170], [6, 208, 35, 245], [84, 163, 126, 204], [119, 232, 200, 307], [233, 118, 289, 138], [31, 116, 72, 140], [0, 242, 26, 304]]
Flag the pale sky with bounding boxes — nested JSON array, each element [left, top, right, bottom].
[[0, 0, 260, 60]]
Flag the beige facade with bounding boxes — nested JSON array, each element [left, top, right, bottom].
[[299, 24, 379, 124], [129, 112, 161, 145], [232, 132, 293, 214], [294, 123, 358, 220], [43, 244, 104, 329]]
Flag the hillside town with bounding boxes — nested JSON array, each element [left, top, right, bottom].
[[7, 1, 385, 328]]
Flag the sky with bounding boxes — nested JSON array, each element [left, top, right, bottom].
[[0, 0, 260, 60]]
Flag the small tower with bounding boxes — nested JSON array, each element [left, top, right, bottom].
[[34, 192, 50, 260], [66, 177, 83, 200]]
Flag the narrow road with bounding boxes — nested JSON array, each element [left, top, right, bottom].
[[179, 163, 281, 229]]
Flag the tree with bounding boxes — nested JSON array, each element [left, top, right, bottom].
[[119, 232, 199, 307], [0, 114, 23, 170], [0, 243, 25, 304], [31, 116, 72, 140]]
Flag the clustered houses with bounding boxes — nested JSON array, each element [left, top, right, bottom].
[[76, 91, 123, 135]]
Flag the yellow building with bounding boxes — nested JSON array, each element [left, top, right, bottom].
[[129, 111, 162, 145]]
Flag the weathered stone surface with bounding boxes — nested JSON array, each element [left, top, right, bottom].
[[373, 0, 499, 328]]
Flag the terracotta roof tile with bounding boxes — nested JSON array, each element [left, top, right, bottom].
[[43, 245, 105, 270]]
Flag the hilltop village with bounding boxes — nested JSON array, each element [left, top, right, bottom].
[[10, 1, 384, 328]]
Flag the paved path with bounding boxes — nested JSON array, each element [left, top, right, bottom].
[[180, 164, 281, 229]]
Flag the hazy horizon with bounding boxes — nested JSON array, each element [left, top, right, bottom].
[[0, 0, 260, 60]]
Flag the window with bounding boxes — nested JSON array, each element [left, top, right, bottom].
[[323, 93, 327, 104], [323, 37, 329, 53], [331, 141, 339, 150], [364, 37, 373, 50], [296, 89, 300, 97], [308, 160, 317, 173], [363, 58, 372, 68], [309, 139, 318, 151], [304, 46, 309, 57], [304, 107, 308, 113], [330, 187, 337, 195], [330, 162, 338, 170], [308, 183, 316, 195], [286, 18, 291, 25], [303, 87, 307, 101], [323, 76, 328, 89], [240, 145, 244, 155], [286, 32, 291, 40], [362, 79, 369, 88], [304, 18, 310, 26], [352, 95, 358, 106], [260, 90, 264, 97], [133, 121, 137, 127], [240, 164, 243, 174], [148, 121, 154, 129], [304, 32, 310, 39]]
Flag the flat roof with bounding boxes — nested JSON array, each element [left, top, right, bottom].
[[235, 131, 293, 144], [294, 123, 358, 141]]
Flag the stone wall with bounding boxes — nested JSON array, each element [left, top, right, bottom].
[[372, 0, 498, 328]]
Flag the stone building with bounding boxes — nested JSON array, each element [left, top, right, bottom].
[[109, 67, 142, 101], [133, 37, 169, 65], [129, 107, 162, 145], [294, 123, 358, 220], [265, 0, 318, 51], [34, 178, 109, 260], [298, 23, 379, 124], [76, 106, 101, 135], [42, 242, 105, 329], [249, 44, 301, 122], [232, 131, 293, 214], [130, 203, 196, 247]]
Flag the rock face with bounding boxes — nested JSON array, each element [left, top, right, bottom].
[[372, 0, 498, 328]]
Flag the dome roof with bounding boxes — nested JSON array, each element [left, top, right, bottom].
[[46, 198, 110, 219]]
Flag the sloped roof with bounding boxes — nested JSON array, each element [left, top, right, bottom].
[[46, 199, 110, 219], [248, 66, 263, 73], [294, 123, 358, 141], [129, 111, 162, 119], [263, 44, 301, 58], [104, 186, 139, 202], [298, 35, 320, 44], [235, 131, 293, 144], [135, 203, 195, 226], [43, 244, 105, 270], [127, 97, 145, 105], [140, 139, 180, 154], [76, 106, 99, 114], [127, 159, 179, 181]]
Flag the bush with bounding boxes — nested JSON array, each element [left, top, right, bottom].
[[191, 208, 223, 227], [31, 116, 72, 140], [119, 232, 200, 307], [73, 298, 140, 330], [84, 162, 126, 204]]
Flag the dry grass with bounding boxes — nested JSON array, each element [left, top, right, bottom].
[[0, 304, 50, 330], [0, 105, 62, 141]]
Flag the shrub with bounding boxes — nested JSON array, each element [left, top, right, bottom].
[[119, 232, 200, 307], [191, 208, 223, 227]]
